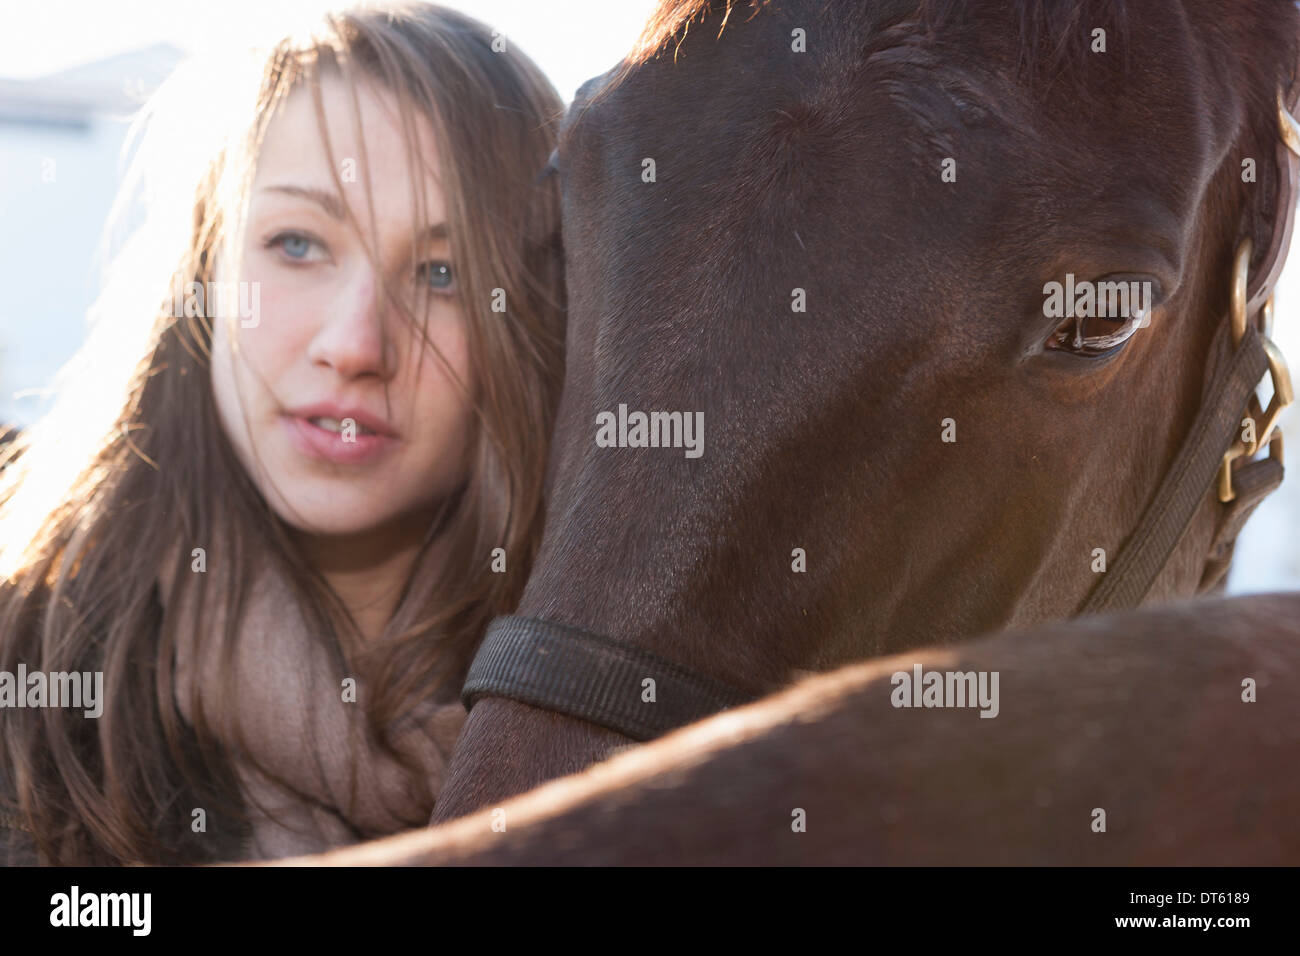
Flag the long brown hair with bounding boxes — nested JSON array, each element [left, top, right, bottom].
[[0, 3, 566, 864]]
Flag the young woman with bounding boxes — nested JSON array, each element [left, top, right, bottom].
[[0, 3, 566, 864]]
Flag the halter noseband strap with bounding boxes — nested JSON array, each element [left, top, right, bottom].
[[463, 87, 1300, 741], [462, 616, 756, 741]]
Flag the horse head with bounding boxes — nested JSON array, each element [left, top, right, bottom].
[[433, 0, 1299, 820]]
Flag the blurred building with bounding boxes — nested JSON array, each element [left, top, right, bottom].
[[0, 44, 181, 427]]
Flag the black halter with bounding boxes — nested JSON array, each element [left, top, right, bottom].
[[464, 87, 1300, 743], [463, 616, 755, 741]]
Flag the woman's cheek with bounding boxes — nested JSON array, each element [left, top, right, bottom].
[[234, 274, 314, 378]]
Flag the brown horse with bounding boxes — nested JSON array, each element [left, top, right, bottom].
[[424, 0, 1299, 846], [301, 591, 1300, 865]]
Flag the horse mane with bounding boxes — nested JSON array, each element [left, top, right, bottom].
[[621, 0, 1121, 75], [627, 0, 770, 67], [570, 0, 1297, 244], [613, 0, 1293, 97]]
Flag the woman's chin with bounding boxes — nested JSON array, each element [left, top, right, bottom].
[[268, 495, 407, 540]]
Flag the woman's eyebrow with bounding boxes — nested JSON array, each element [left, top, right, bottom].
[[259, 184, 347, 220], [256, 184, 449, 243]]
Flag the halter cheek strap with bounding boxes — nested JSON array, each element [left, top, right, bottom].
[[1081, 86, 1300, 611], [464, 87, 1300, 742]]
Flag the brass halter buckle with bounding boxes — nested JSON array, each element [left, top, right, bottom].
[[1217, 237, 1295, 502]]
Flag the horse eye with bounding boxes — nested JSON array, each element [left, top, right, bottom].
[[1043, 275, 1163, 359]]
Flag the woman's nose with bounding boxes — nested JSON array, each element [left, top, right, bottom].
[[306, 267, 398, 380]]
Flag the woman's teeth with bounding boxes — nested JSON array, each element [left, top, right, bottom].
[[309, 416, 377, 436]]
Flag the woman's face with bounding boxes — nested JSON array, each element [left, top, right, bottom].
[[211, 75, 473, 539]]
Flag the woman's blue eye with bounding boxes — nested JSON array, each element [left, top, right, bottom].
[[418, 261, 454, 290], [265, 231, 323, 262], [277, 233, 314, 259]]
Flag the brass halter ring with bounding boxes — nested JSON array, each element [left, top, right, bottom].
[[1218, 236, 1294, 502], [1215, 91, 1300, 503]]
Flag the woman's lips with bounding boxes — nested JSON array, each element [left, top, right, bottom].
[[283, 414, 398, 464]]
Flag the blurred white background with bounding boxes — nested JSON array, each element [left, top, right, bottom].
[[0, 0, 1295, 593]]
